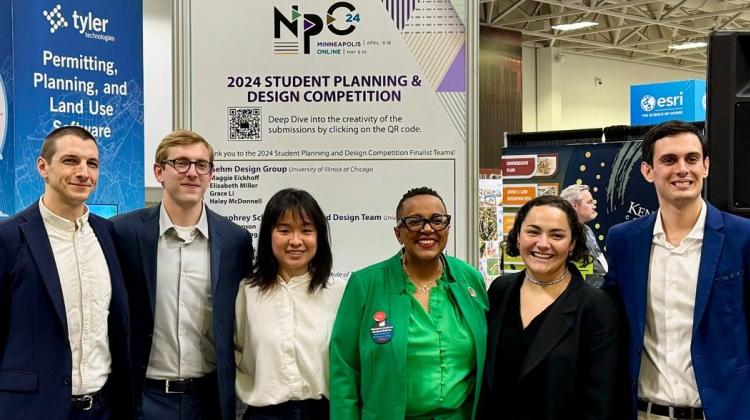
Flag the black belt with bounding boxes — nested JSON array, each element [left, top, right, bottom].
[[145, 373, 214, 394], [638, 399, 704, 419], [71, 389, 103, 411]]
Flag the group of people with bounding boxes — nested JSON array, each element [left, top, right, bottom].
[[0, 119, 748, 420]]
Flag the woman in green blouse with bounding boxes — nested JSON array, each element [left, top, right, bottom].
[[330, 187, 488, 419]]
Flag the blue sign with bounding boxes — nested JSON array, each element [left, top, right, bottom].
[[0, 0, 13, 218], [630, 80, 706, 125], [1, 0, 144, 218]]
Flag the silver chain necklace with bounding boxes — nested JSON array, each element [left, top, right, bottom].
[[525, 267, 569, 286]]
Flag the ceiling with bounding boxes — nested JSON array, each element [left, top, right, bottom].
[[479, 0, 750, 73]]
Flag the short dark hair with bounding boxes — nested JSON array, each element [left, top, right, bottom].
[[396, 187, 447, 219], [249, 188, 332, 294], [504, 195, 592, 265], [40, 126, 97, 162], [641, 120, 707, 166]]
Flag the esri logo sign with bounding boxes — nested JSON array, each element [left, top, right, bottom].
[[274, 1, 359, 54], [640, 92, 683, 112], [640, 95, 656, 112], [42, 4, 68, 33]]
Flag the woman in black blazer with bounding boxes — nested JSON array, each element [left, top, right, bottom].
[[478, 195, 624, 420]]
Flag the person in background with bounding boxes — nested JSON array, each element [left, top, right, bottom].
[[560, 184, 607, 286], [235, 188, 343, 419], [330, 186, 488, 419], [113, 130, 253, 420], [478, 195, 622, 420], [0, 126, 133, 419], [604, 120, 750, 420]]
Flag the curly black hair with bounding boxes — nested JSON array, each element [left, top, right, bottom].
[[504, 195, 593, 265], [395, 187, 447, 219]]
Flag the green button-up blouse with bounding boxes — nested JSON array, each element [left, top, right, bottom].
[[404, 270, 476, 418]]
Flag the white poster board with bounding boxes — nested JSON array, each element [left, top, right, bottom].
[[179, 0, 476, 279]]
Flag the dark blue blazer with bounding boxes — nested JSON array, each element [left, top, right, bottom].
[[112, 205, 253, 420], [603, 203, 750, 420], [0, 203, 134, 420]]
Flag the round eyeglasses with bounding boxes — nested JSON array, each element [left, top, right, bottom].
[[398, 214, 452, 232], [162, 159, 213, 175]]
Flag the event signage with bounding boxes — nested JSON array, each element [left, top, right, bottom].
[[0, 0, 13, 218], [500, 141, 659, 274], [184, 0, 471, 281], [630, 79, 706, 125], [0, 0, 144, 218]]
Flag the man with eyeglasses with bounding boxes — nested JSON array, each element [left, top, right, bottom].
[[112, 130, 254, 420]]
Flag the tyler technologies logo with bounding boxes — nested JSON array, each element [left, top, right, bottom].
[[42, 4, 68, 33], [640, 95, 656, 112], [41, 5, 115, 42]]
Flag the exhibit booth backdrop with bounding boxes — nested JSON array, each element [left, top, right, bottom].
[[500, 141, 659, 274], [177, 0, 477, 283], [0, 0, 144, 218]]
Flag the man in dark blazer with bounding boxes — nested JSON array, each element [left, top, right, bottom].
[[604, 120, 750, 420], [112, 130, 253, 420], [0, 126, 133, 419]]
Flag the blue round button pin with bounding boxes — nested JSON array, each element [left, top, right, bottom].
[[370, 319, 394, 344]]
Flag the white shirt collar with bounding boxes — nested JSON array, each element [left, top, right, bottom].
[[38, 197, 89, 232], [653, 199, 707, 242], [277, 272, 312, 287], [158, 202, 210, 239]]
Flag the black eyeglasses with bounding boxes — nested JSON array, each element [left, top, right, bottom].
[[398, 214, 452, 232], [162, 159, 213, 175]]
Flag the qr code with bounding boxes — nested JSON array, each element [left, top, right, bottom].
[[228, 107, 261, 140]]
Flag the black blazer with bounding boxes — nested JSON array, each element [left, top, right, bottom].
[[478, 266, 625, 420], [112, 204, 253, 420]]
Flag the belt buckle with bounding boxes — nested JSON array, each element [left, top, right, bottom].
[[77, 394, 93, 411], [165, 379, 183, 394]]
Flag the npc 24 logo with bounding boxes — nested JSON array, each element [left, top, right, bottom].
[[274, 1, 360, 54]]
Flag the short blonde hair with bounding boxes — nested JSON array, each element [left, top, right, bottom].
[[154, 129, 214, 164]]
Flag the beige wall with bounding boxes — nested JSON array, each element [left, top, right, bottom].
[[522, 47, 704, 132], [143, 0, 172, 187]]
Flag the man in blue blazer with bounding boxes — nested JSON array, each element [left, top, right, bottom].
[[604, 120, 750, 420], [0, 126, 133, 419], [112, 130, 253, 420]]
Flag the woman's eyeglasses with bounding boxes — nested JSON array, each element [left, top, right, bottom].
[[398, 215, 451, 232]]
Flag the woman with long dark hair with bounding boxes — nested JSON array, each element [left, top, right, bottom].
[[235, 188, 343, 419]]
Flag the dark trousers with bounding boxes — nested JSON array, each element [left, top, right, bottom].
[[69, 383, 113, 420], [138, 374, 220, 420], [243, 398, 330, 420]]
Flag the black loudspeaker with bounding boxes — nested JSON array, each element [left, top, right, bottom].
[[706, 31, 750, 216]]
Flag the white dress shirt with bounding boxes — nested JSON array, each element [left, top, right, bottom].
[[235, 273, 345, 407], [147, 204, 214, 379], [639, 200, 706, 407], [39, 199, 112, 395]]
